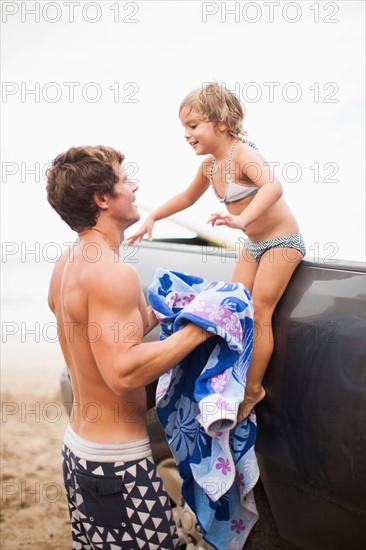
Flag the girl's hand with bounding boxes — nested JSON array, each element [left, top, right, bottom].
[[207, 212, 246, 232], [126, 216, 155, 245]]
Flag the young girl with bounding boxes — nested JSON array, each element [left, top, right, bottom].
[[127, 83, 306, 420]]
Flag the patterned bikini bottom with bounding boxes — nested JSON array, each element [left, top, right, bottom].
[[243, 232, 306, 262]]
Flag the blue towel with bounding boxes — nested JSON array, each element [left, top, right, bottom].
[[148, 269, 259, 550]]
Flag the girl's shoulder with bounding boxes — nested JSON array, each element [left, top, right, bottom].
[[235, 137, 267, 168], [235, 137, 260, 161], [238, 135, 259, 150]]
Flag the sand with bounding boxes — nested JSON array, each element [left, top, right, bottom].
[[0, 362, 283, 550], [1, 359, 72, 550]]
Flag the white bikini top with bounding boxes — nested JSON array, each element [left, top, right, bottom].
[[210, 138, 259, 204]]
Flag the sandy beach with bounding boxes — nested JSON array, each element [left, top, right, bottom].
[[1, 352, 71, 550]]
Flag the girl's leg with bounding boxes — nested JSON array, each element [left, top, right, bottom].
[[238, 247, 303, 421], [231, 245, 259, 292]]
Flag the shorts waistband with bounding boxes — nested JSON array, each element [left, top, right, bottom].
[[63, 424, 152, 463]]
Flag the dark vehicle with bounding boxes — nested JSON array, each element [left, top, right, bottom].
[[60, 231, 366, 550]]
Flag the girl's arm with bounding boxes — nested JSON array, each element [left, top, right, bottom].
[[127, 159, 211, 243], [207, 146, 283, 231]]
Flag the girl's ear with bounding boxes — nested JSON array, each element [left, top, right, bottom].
[[93, 192, 109, 210], [218, 121, 228, 133]]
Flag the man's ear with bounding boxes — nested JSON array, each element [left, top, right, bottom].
[[93, 192, 109, 210]]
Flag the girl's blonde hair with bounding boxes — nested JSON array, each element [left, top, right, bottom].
[[179, 83, 247, 137]]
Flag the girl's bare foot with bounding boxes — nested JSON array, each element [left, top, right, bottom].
[[237, 386, 266, 422]]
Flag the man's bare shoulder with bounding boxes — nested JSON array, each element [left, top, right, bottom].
[[76, 246, 142, 307], [49, 243, 141, 311]]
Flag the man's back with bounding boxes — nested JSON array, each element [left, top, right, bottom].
[[48, 237, 148, 442]]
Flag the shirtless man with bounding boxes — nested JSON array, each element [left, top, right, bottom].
[[47, 145, 210, 550]]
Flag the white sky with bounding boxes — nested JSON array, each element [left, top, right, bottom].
[[1, 0, 365, 263]]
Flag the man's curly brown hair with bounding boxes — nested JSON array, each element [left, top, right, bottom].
[[46, 145, 124, 231]]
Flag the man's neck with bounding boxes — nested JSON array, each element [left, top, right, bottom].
[[79, 226, 123, 255]]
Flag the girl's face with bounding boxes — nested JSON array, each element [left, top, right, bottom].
[[179, 106, 226, 155]]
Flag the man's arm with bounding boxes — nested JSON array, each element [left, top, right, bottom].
[[88, 262, 210, 396], [143, 305, 159, 336]]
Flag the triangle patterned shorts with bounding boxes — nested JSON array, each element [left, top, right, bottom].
[[62, 432, 180, 550]]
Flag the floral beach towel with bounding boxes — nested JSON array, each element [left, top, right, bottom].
[[148, 269, 259, 550]]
